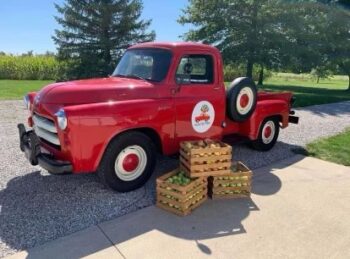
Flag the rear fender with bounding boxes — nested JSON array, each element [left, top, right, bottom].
[[238, 99, 290, 140]]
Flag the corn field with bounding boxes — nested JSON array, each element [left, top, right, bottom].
[[0, 55, 65, 80]]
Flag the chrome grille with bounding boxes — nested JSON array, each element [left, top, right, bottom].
[[33, 114, 60, 146]]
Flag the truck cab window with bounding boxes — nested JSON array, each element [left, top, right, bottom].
[[176, 55, 214, 84]]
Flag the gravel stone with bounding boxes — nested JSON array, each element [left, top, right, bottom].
[[0, 100, 350, 257]]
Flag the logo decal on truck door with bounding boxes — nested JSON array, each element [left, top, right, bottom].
[[191, 101, 215, 133]]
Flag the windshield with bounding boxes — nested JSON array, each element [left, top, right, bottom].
[[112, 48, 172, 82]]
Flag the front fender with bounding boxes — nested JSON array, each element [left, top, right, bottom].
[[64, 99, 174, 173], [239, 99, 290, 140]]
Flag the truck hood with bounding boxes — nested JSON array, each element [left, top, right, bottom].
[[37, 77, 157, 105]]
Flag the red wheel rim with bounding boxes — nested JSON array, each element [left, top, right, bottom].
[[240, 94, 249, 108], [122, 154, 139, 172], [264, 126, 272, 138]]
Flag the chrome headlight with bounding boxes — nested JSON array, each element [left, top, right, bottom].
[[23, 95, 30, 110], [55, 109, 67, 130]]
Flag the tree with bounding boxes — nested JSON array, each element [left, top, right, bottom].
[[310, 66, 332, 83], [53, 0, 155, 79], [326, 4, 350, 89], [311, 1, 350, 89], [179, 0, 299, 81], [284, 1, 349, 89]]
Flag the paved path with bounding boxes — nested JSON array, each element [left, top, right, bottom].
[[7, 156, 350, 259], [0, 101, 350, 257]]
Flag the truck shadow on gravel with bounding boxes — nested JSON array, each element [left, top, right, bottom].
[[0, 142, 303, 257]]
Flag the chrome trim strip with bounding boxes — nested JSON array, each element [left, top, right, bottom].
[[33, 115, 57, 133], [34, 125, 60, 146]]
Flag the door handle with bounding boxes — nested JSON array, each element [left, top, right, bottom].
[[171, 85, 181, 94]]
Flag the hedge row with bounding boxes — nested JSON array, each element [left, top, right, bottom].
[[0, 55, 66, 80]]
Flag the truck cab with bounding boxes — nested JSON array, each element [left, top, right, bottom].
[[19, 42, 298, 192]]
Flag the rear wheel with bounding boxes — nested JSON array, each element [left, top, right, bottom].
[[97, 131, 156, 192], [251, 118, 280, 151]]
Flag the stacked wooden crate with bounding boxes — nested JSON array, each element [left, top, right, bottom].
[[209, 161, 252, 199], [156, 139, 252, 216], [179, 139, 232, 178], [156, 169, 207, 216]]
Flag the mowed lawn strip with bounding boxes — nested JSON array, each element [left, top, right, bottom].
[[225, 74, 350, 107], [1, 73, 349, 106], [0, 80, 53, 100], [306, 128, 350, 166], [261, 74, 350, 107]]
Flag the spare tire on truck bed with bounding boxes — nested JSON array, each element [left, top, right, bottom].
[[226, 77, 257, 122]]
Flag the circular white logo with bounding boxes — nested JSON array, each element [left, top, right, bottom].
[[191, 101, 215, 133]]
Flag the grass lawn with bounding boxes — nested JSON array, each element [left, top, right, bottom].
[[306, 128, 350, 166], [261, 73, 350, 107], [1, 73, 350, 106], [0, 80, 53, 100]]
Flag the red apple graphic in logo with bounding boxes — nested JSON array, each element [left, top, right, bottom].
[[195, 104, 210, 123]]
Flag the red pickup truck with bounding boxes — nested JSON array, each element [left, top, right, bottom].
[[18, 42, 298, 192]]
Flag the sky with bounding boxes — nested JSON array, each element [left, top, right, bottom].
[[0, 0, 191, 54]]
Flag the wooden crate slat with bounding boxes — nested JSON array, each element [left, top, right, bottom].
[[157, 184, 207, 203], [213, 178, 251, 185], [208, 161, 253, 200], [156, 167, 209, 216], [157, 169, 207, 194], [180, 150, 232, 164], [180, 158, 232, 171], [157, 177, 207, 195], [156, 187, 187, 200], [213, 172, 252, 180], [157, 189, 207, 210], [180, 163, 232, 178], [213, 183, 251, 188], [212, 186, 251, 192], [211, 193, 250, 200], [231, 162, 251, 173], [180, 141, 232, 156], [156, 195, 207, 216]]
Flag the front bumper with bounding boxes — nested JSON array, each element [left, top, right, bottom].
[[18, 123, 72, 174]]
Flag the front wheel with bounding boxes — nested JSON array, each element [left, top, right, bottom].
[[251, 118, 280, 151], [97, 131, 156, 192]]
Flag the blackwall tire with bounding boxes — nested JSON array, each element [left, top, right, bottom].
[[251, 118, 280, 151], [97, 131, 156, 192], [226, 77, 257, 122]]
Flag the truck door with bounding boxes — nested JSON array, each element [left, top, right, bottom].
[[172, 53, 225, 147]]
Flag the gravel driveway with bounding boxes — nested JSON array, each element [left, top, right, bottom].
[[1, 100, 350, 257]]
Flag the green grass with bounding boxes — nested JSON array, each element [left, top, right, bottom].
[[261, 73, 350, 107], [306, 128, 350, 166], [1, 72, 349, 105], [0, 80, 53, 100]]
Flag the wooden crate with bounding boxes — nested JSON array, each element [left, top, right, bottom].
[[179, 140, 232, 178], [156, 169, 208, 216], [209, 161, 252, 199]]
